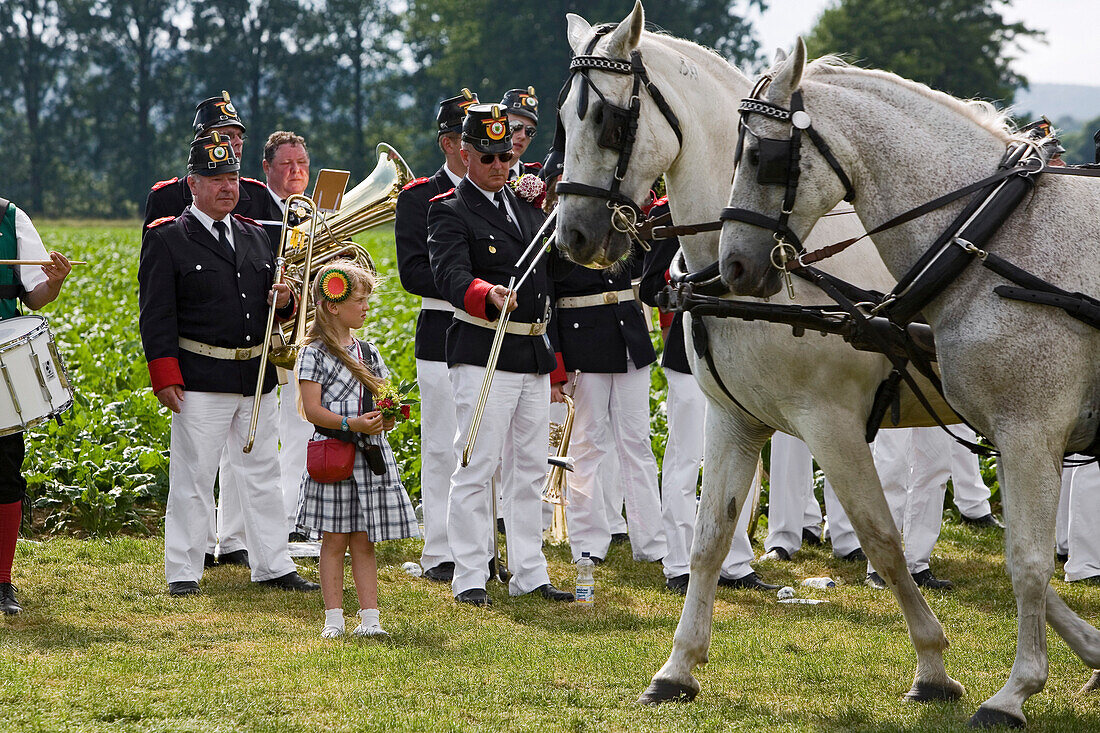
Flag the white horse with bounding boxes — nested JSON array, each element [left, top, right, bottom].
[[718, 39, 1100, 728], [556, 1, 968, 710]]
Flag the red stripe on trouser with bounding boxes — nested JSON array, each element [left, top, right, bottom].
[[0, 500, 21, 584]]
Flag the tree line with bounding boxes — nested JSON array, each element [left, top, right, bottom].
[[2, 0, 1037, 218]]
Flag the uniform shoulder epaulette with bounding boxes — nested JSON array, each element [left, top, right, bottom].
[[523, 161, 543, 171], [429, 188, 456, 202], [233, 213, 260, 227], [150, 177, 178, 192], [402, 176, 431, 191], [241, 177, 268, 188], [146, 216, 176, 229]]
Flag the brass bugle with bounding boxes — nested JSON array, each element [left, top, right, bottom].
[[243, 194, 319, 453], [460, 210, 559, 467]]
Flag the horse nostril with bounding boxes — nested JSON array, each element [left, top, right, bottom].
[[729, 260, 744, 281]]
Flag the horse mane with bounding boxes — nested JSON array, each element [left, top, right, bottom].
[[588, 21, 739, 78], [805, 56, 1015, 143]]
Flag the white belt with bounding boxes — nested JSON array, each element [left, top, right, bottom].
[[421, 297, 455, 313], [556, 288, 635, 309], [453, 310, 547, 336], [179, 337, 265, 361]]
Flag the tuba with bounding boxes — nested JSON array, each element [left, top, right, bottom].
[[268, 142, 414, 370]]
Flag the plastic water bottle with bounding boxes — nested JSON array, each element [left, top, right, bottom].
[[575, 552, 595, 605], [801, 577, 836, 589]]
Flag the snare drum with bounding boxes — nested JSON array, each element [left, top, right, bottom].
[[0, 315, 74, 436]]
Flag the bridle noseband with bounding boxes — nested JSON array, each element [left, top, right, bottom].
[[554, 25, 684, 247]]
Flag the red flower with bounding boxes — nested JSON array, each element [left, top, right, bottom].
[[400, 404, 411, 419], [378, 398, 394, 409]]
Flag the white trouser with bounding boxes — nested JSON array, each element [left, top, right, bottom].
[[945, 425, 992, 518], [1059, 462, 1100, 581], [660, 369, 756, 579], [278, 378, 313, 530], [765, 432, 858, 556], [869, 427, 948, 575], [167, 391, 296, 584], [211, 452, 247, 555], [448, 365, 551, 596], [565, 366, 666, 562], [601, 459, 629, 535], [417, 358, 458, 570]]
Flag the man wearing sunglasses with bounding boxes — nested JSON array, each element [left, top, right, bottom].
[[427, 103, 575, 607], [395, 88, 479, 585], [500, 87, 542, 180]]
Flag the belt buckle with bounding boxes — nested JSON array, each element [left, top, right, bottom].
[[235, 347, 253, 360], [603, 291, 619, 305]]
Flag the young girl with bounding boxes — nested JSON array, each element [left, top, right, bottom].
[[296, 260, 419, 638]]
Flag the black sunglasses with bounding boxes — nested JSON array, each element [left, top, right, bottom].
[[509, 122, 537, 138], [478, 151, 514, 164]]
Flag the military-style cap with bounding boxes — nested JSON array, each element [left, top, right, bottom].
[[438, 88, 479, 137], [1021, 117, 1065, 156], [540, 148, 564, 182], [193, 90, 246, 136], [462, 104, 513, 154], [188, 130, 240, 176], [500, 87, 538, 124]]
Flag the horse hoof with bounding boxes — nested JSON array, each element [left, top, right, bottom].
[[1079, 669, 1100, 694], [968, 705, 1026, 728], [637, 679, 698, 705], [904, 680, 964, 702]]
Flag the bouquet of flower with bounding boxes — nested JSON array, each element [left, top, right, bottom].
[[376, 380, 418, 422], [510, 173, 547, 209]]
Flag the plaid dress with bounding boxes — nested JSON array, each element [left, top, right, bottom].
[[295, 340, 419, 539]]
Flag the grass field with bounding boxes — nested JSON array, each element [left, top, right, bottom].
[[3, 525, 1100, 732]]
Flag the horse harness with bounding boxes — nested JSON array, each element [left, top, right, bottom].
[[661, 80, 1100, 460]]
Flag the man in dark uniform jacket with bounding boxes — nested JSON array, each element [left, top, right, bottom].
[[395, 88, 478, 584], [143, 91, 282, 248], [638, 197, 779, 593], [500, 87, 542, 180], [138, 131, 318, 597], [427, 103, 573, 606]]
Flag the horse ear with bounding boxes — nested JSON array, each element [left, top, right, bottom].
[[566, 13, 592, 55], [605, 0, 645, 57], [771, 37, 806, 96], [773, 47, 788, 65]]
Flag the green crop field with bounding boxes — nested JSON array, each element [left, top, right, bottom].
[[3, 223, 1097, 731]]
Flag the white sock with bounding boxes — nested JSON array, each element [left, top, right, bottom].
[[322, 608, 345, 638], [353, 607, 386, 636]]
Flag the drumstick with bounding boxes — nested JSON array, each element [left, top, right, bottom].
[[0, 260, 88, 266]]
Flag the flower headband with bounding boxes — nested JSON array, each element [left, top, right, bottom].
[[319, 268, 352, 303]]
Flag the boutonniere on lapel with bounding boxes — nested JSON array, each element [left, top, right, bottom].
[[509, 173, 546, 210]]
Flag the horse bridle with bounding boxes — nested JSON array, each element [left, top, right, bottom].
[[554, 25, 684, 244], [720, 80, 855, 292]]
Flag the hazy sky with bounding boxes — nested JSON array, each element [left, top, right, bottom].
[[749, 0, 1097, 87]]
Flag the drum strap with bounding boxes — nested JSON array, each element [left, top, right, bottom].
[[0, 200, 23, 319]]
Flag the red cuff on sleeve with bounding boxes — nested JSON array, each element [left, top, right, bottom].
[[663, 268, 671, 283], [148, 357, 184, 393], [659, 310, 675, 328], [550, 352, 568, 384], [464, 278, 495, 320]]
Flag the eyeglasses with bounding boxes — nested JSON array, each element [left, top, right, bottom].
[[478, 151, 514, 164], [509, 122, 537, 138]]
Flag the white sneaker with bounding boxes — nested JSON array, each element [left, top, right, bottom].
[[321, 625, 345, 639], [352, 622, 389, 638]]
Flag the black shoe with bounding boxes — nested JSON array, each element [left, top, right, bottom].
[[609, 532, 630, 546], [865, 571, 887, 590], [257, 571, 320, 592], [204, 553, 217, 568], [531, 583, 575, 602], [0, 583, 23, 615], [1057, 552, 1069, 564], [168, 580, 200, 597], [802, 528, 823, 546], [288, 531, 310, 543], [589, 556, 604, 565], [456, 588, 491, 606], [961, 513, 1004, 530], [424, 562, 455, 583], [760, 546, 791, 562], [1069, 575, 1100, 586], [665, 574, 690, 595], [838, 548, 867, 563], [217, 549, 250, 568], [911, 569, 953, 590], [718, 572, 779, 590], [488, 558, 512, 583]]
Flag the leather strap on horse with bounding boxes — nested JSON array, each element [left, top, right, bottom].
[[689, 314, 764, 424], [982, 252, 1100, 330]]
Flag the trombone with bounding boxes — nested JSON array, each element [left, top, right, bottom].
[[461, 209, 559, 467], [243, 194, 319, 453]]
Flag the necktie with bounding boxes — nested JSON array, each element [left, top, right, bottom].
[[494, 191, 519, 235], [212, 220, 233, 257]]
